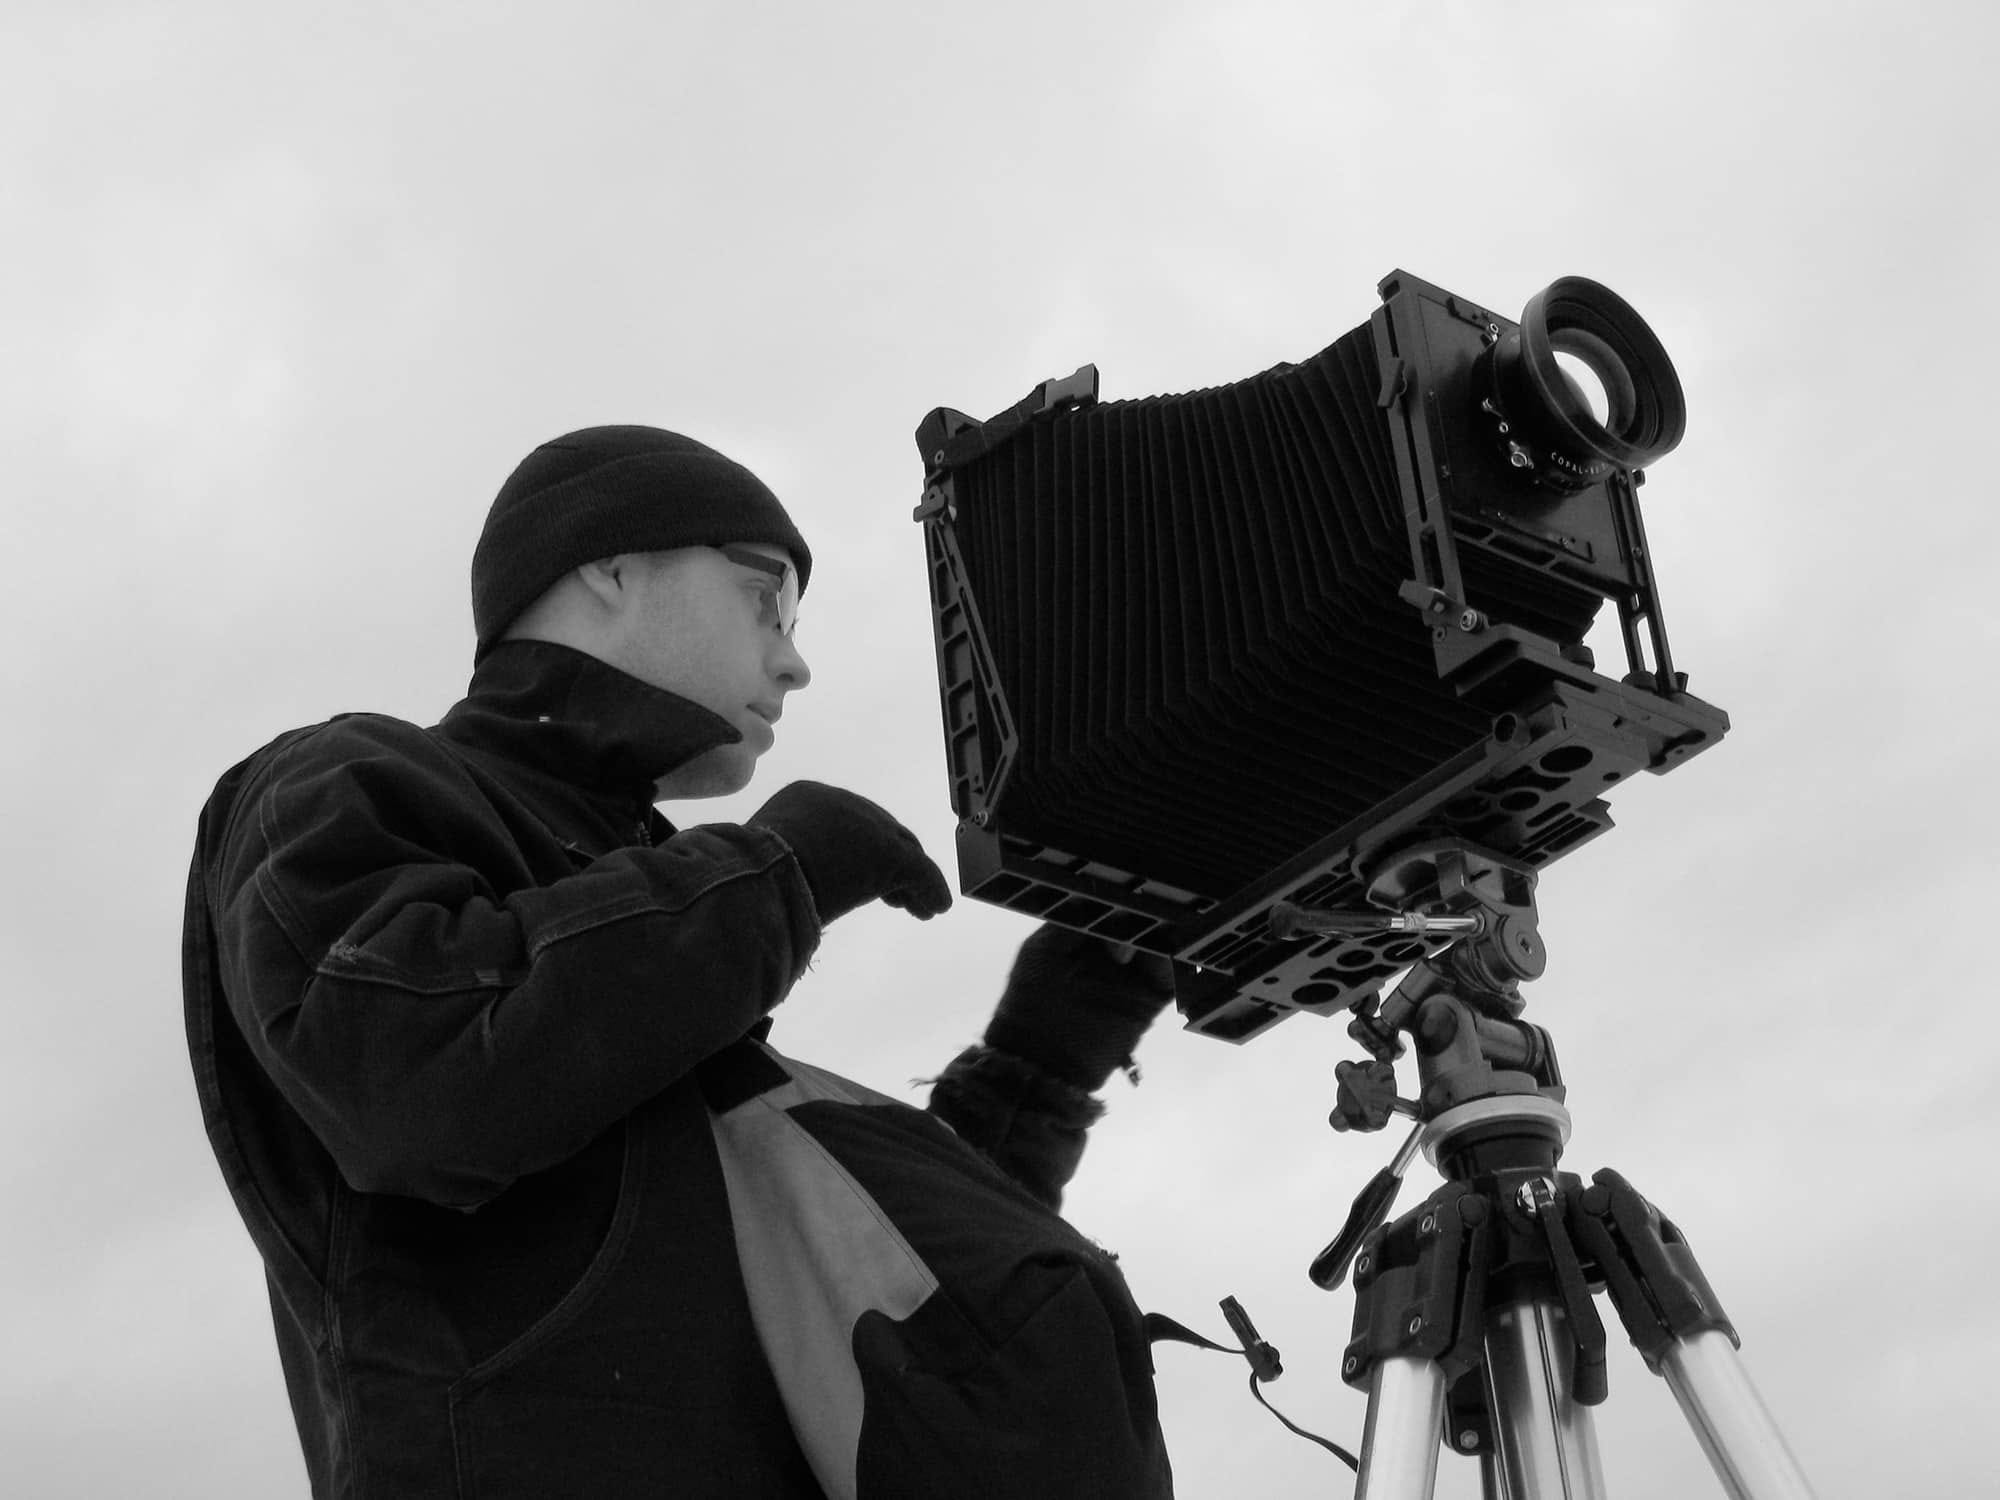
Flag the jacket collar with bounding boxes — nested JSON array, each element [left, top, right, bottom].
[[435, 640, 741, 811]]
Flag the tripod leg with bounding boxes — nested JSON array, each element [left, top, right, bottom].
[[1659, 1331, 1815, 1500], [1353, 1355, 1445, 1500], [1482, 1296, 1609, 1499], [1572, 1170, 1818, 1498]]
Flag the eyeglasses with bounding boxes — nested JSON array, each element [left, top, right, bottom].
[[720, 546, 801, 638]]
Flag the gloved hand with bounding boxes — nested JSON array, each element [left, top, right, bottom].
[[748, 781, 953, 927], [982, 923, 1178, 1092]]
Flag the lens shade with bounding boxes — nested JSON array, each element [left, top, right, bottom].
[[1492, 276, 1686, 485]]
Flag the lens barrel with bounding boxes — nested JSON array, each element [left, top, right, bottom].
[[1486, 277, 1686, 490]]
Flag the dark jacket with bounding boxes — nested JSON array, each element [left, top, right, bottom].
[[182, 640, 1170, 1499]]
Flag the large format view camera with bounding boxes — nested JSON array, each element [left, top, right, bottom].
[[911, 269, 1727, 1042]]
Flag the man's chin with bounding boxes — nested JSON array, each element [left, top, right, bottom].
[[653, 744, 760, 803]]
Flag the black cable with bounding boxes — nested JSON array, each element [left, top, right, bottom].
[[1148, 1306, 1362, 1475], [1245, 1371, 1361, 1474]]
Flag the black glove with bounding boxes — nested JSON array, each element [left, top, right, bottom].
[[982, 923, 1177, 1092], [748, 781, 953, 927]]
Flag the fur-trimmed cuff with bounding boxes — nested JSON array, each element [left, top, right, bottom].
[[933, 1043, 1108, 1126], [926, 1044, 1109, 1210]]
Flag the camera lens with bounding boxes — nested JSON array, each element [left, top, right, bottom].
[[1552, 347, 1615, 427], [1487, 277, 1685, 489]]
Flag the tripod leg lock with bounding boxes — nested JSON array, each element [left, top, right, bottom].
[[1524, 1176, 1611, 1405], [1341, 1184, 1492, 1392], [1570, 1167, 1739, 1374]]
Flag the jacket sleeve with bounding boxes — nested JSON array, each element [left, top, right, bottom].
[[201, 715, 821, 1209], [925, 1044, 1108, 1211]]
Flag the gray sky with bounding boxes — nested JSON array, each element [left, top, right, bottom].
[[5, 2, 1995, 1494]]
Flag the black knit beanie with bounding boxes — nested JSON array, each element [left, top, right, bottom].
[[471, 425, 813, 658]]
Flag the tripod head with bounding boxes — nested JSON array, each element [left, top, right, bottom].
[[1274, 839, 1566, 1134], [1273, 840, 1573, 1290]]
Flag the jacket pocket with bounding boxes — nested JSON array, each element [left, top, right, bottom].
[[446, 1122, 647, 1498]]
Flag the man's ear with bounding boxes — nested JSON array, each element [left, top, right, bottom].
[[573, 556, 639, 614]]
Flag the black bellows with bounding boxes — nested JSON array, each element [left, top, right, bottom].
[[945, 328, 1490, 899]]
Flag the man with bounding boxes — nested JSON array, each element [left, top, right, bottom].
[[183, 425, 1177, 1498]]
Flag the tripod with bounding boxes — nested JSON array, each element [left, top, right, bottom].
[[1277, 841, 1815, 1499]]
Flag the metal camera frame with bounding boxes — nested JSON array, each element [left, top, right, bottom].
[[913, 269, 1727, 1042]]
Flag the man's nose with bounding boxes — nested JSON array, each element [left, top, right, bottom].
[[774, 635, 811, 690]]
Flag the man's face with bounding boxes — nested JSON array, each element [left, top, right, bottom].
[[602, 543, 812, 800]]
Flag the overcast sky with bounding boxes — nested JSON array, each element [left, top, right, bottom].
[[5, 2, 1995, 1495]]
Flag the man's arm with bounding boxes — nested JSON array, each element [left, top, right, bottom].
[[201, 715, 819, 1210], [929, 925, 1176, 1209]]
